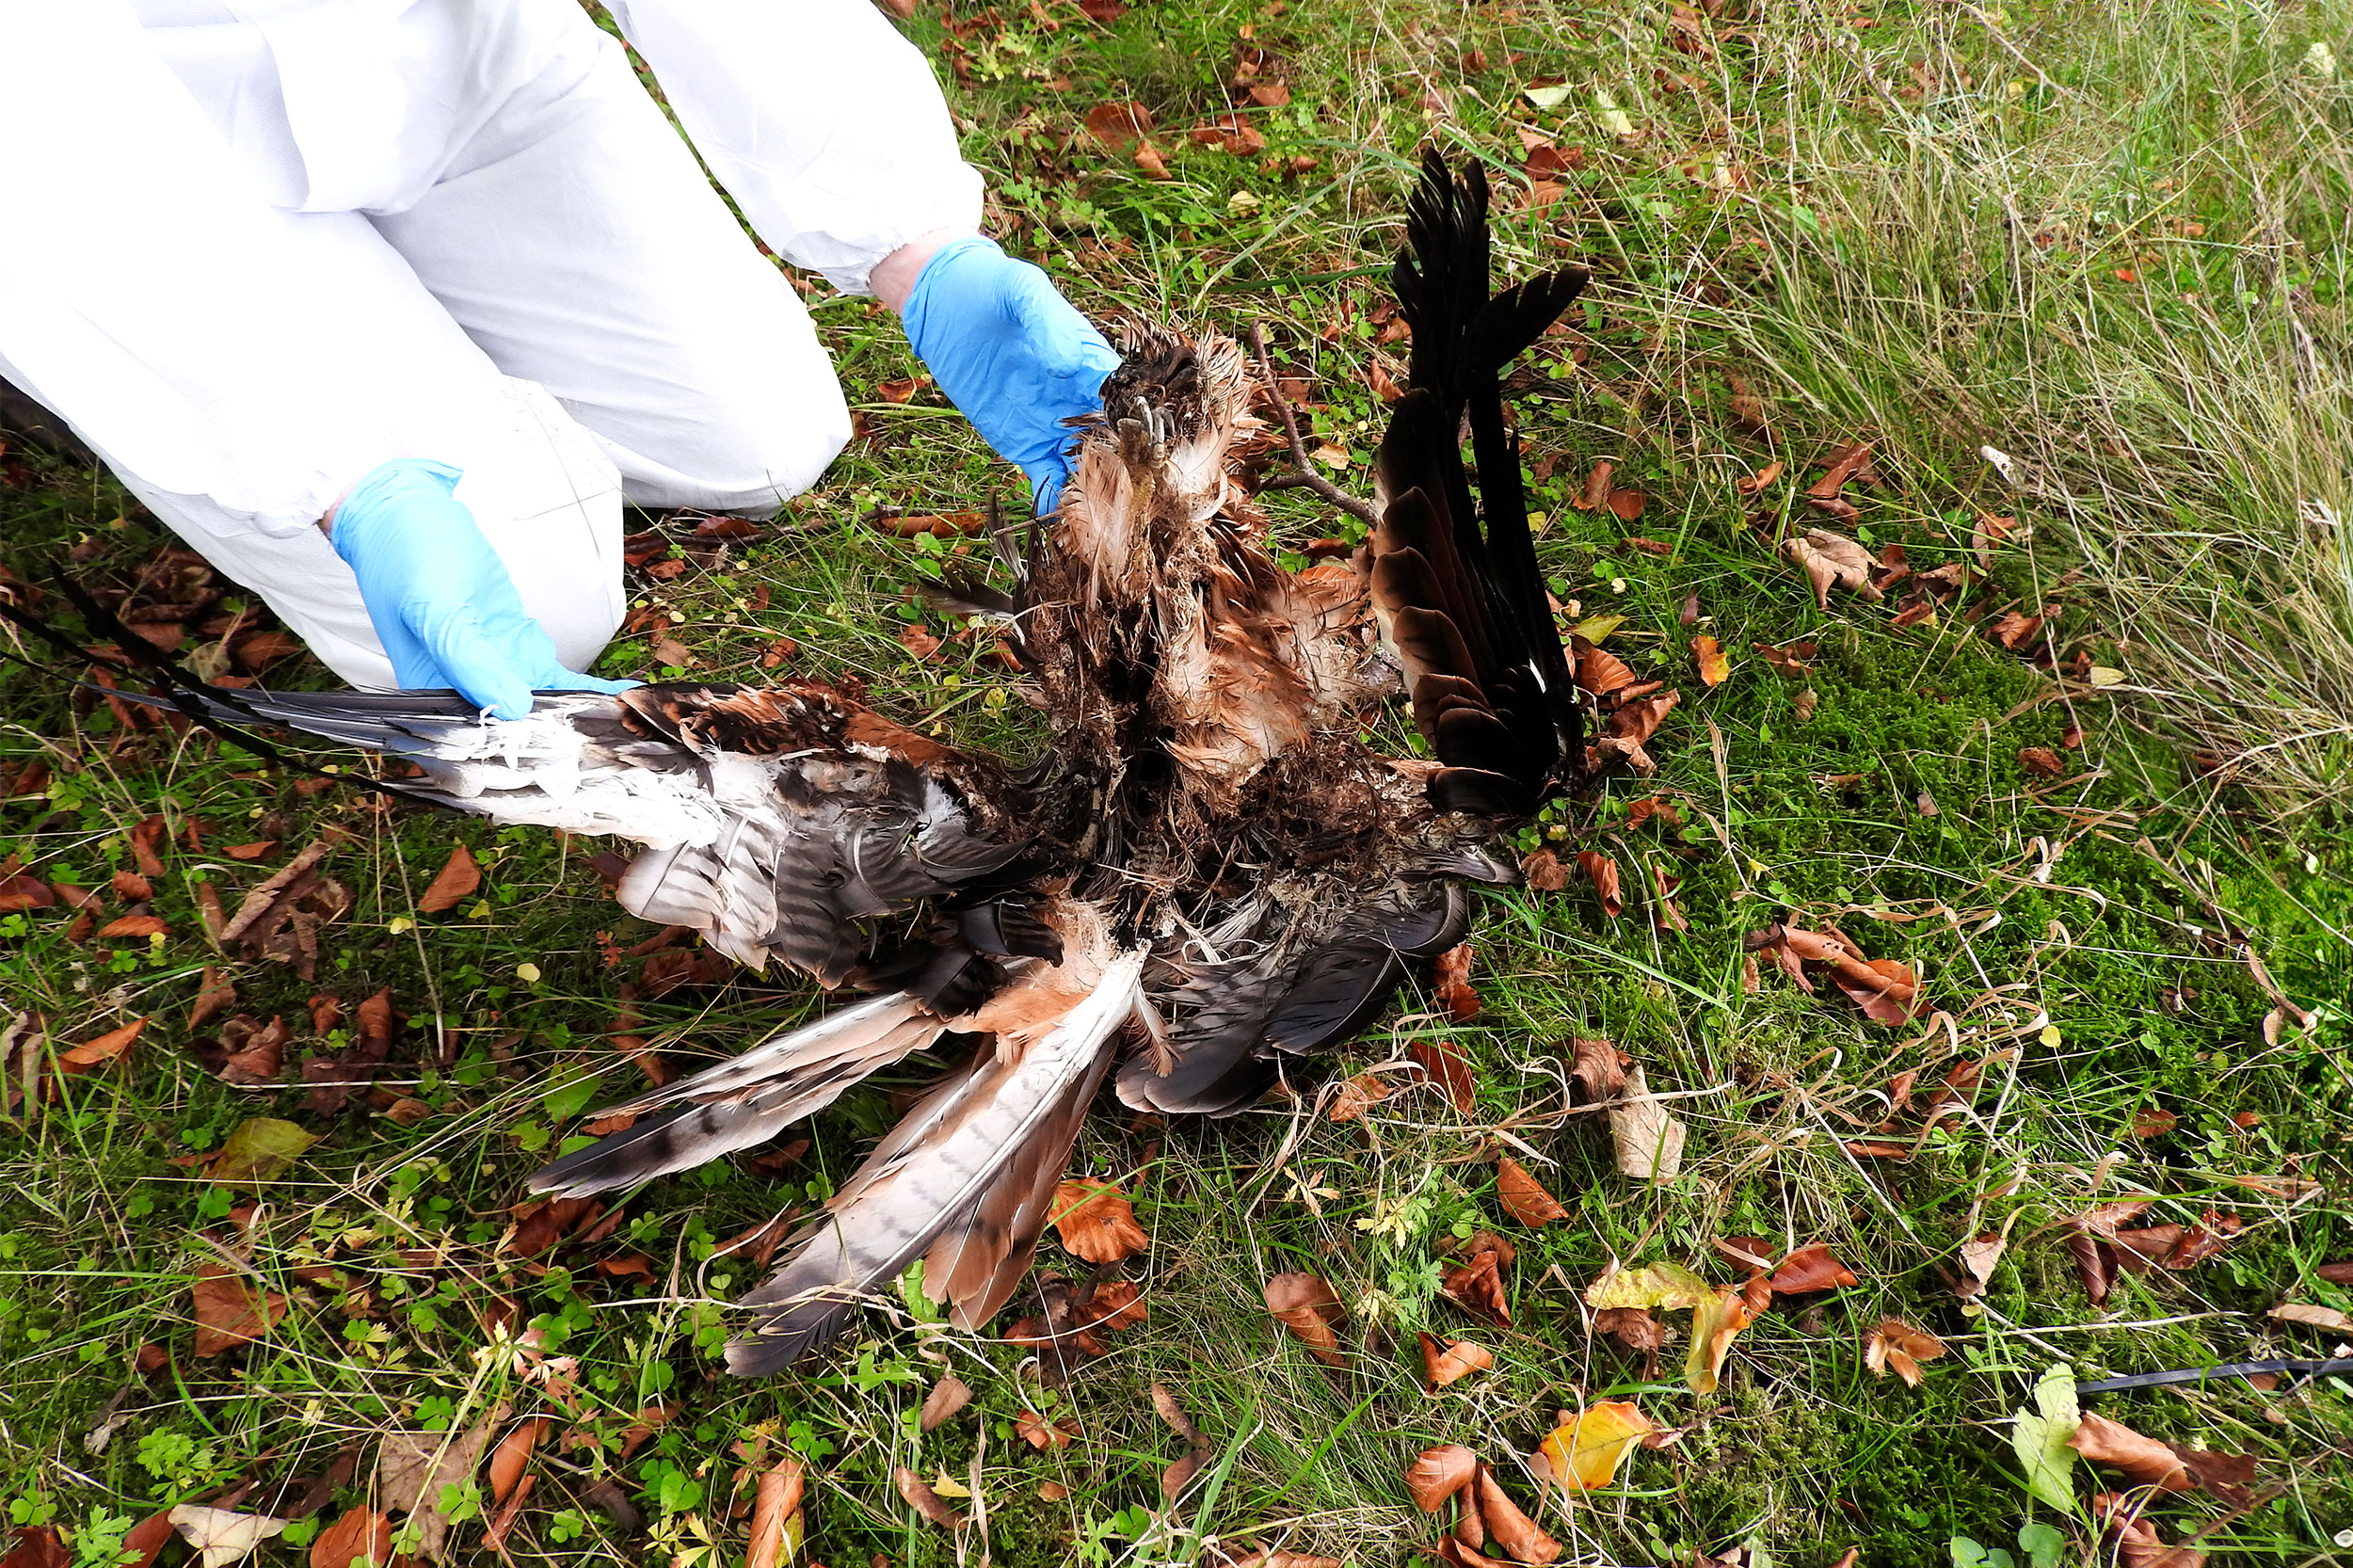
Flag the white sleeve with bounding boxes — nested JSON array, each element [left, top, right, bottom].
[[0, 1, 397, 539], [603, 0, 984, 296]]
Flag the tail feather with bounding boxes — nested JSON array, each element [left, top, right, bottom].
[[1374, 149, 1591, 809], [724, 948, 1146, 1374], [528, 991, 947, 1198]]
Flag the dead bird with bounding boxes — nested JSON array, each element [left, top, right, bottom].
[[11, 151, 1592, 1373]]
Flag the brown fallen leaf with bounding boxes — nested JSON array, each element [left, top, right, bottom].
[[1593, 1307, 1665, 1379], [1573, 848, 1625, 920], [487, 1416, 545, 1504], [1572, 636, 1639, 699], [1573, 461, 1615, 511], [1734, 460, 1784, 496], [2092, 1492, 2206, 1568], [1862, 1317, 1945, 1386], [378, 1407, 504, 1560], [1473, 1464, 1560, 1563], [1767, 1244, 1858, 1295], [2018, 745, 2065, 777], [920, 1374, 973, 1433], [1750, 638, 1817, 679], [1691, 634, 1732, 686], [1420, 1333, 1495, 1387], [1405, 1445, 1479, 1512], [416, 844, 481, 915], [1433, 942, 1481, 1021], [2132, 1107, 2177, 1139], [1410, 1036, 1477, 1115], [1519, 849, 1570, 891], [307, 1509, 391, 1568], [1783, 530, 1884, 608], [1496, 1159, 1570, 1227], [744, 1455, 805, 1568], [1264, 1272, 1348, 1365], [1132, 139, 1172, 179], [1016, 1409, 1080, 1449], [1608, 1061, 1686, 1180], [898, 621, 942, 661], [60, 1017, 146, 1075], [1607, 488, 1646, 521], [1052, 1178, 1148, 1263], [1439, 1231, 1514, 1327], [188, 968, 237, 1032], [97, 914, 167, 940], [2271, 1302, 2353, 1332], [191, 1262, 289, 1355], [1985, 611, 2045, 650], [1084, 100, 1154, 151], [893, 1465, 965, 1530], [1325, 1071, 1392, 1124]]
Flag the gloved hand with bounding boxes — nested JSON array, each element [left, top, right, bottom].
[[901, 235, 1121, 515], [328, 458, 635, 720]]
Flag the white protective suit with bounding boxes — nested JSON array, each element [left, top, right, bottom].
[[0, 0, 983, 688]]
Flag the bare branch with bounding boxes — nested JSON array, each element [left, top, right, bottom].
[[1245, 322, 1379, 528]]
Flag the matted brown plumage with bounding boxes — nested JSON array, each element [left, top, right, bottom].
[[40, 151, 1592, 1373]]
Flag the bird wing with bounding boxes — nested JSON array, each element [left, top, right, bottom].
[[725, 944, 1148, 1374], [1371, 149, 1593, 817], [527, 989, 952, 1199]]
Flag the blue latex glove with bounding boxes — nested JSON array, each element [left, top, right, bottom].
[[328, 458, 635, 720], [901, 235, 1121, 514]]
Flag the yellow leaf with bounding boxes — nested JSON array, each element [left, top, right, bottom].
[[2088, 665, 2124, 687], [1536, 1400, 1656, 1491], [929, 1470, 972, 1499], [1685, 1287, 1754, 1395], [1573, 613, 1628, 644], [2040, 1023, 2061, 1048], [1584, 1261, 1712, 1312]]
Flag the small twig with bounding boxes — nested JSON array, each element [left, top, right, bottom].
[[1245, 322, 1378, 527]]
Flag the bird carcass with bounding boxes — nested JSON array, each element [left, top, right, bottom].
[[25, 151, 1593, 1372]]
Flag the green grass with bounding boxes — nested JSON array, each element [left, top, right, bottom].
[[6, 0, 2353, 1564]]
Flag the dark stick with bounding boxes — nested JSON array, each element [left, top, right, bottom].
[[1245, 322, 1378, 527], [2075, 1355, 2353, 1394]]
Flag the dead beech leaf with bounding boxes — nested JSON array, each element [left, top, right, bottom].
[[1438, 1231, 1514, 1327], [893, 1465, 965, 1530], [487, 1417, 546, 1504], [1577, 851, 1624, 918], [1420, 1333, 1495, 1387], [416, 844, 481, 915], [1433, 942, 1480, 1021], [898, 621, 942, 661], [1767, 1244, 1858, 1295], [167, 1507, 284, 1568], [1861, 1316, 1945, 1387], [1473, 1465, 1560, 1563], [1608, 1061, 1686, 1180], [1782, 530, 1884, 608], [191, 1263, 289, 1356], [1607, 488, 1646, 520], [307, 1509, 391, 1568], [1131, 139, 1172, 179], [1051, 1178, 1148, 1263], [1016, 1409, 1080, 1449], [97, 914, 167, 940], [379, 1408, 504, 1560], [60, 1017, 146, 1075], [744, 1455, 805, 1568], [920, 1374, 973, 1432], [1519, 849, 1570, 892], [1405, 1445, 1479, 1511], [1593, 1307, 1665, 1378], [1084, 100, 1154, 150], [1750, 638, 1818, 679], [1264, 1272, 1347, 1365], [1571, 636, 1638, 699], [1691, 634, 1732, 686], [1536, 1400, 1657, 1491], [2092, 1492, 2205, 1568], [1496, 1159, 1570, 1227], [2067, 1414, 2200, 1495], [1410, 1036, 1477, 1115], [1734, 460, 1784, 496], [1325, 1071, 1392, 1123], [1573, 461, 1615, 511], [2018, 745, 2066, 777], [2271, 1302, 2353, 1332]]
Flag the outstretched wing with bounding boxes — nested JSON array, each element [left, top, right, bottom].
[[1371, 149, 1592, 817], [726, 945, 1149, 1374]]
